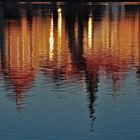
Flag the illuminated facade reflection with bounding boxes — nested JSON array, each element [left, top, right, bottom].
[[0, 3, 140, 113]]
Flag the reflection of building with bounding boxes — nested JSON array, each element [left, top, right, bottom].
[[39, 7, 77, 78], [82, 4, 140, 95], [0, 3, 140, 117], [5, 16, 36, 93], [3, 4, 79, 111], [64, 4, 140, 130], [4, 14, 36, 111]]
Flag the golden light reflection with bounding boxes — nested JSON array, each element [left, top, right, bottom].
[[57, 7, 62, 65], [49, 14, 54, 61], [88, 14, 93, 48], [2, 4, 140, 110], [74, 18, 78, 46]]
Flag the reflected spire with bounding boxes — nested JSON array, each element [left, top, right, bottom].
[[112, 72, 120, 96], [85, 71, 98, 131], [4, 5, 35, 112], [16, 89, 23, 112]]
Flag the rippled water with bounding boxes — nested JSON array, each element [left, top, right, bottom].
[[1, 2, 140, 140]]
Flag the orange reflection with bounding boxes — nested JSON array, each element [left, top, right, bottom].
[[2, 4, 140, 111], [49, 13, 54, 61], [83, 6, 140, 95], [88, 13, 93, 49]]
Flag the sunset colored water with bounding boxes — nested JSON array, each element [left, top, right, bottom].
[[0, 2, 140, 140]]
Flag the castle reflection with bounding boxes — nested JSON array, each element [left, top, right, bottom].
[[0, 2, 140, 125]]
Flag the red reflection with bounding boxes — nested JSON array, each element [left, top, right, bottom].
[[1, 4, 140, 111]]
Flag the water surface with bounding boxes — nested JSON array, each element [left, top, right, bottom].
[[0, 2, 140, 140]]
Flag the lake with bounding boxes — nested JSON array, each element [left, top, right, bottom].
[[0, 2, 140, 140]]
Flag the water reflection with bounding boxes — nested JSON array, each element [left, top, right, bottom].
[[49, 13, 54, 61], [0, 2, 140, 130]]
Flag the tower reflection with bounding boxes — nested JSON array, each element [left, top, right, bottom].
[[0, 2, 140, 130]]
